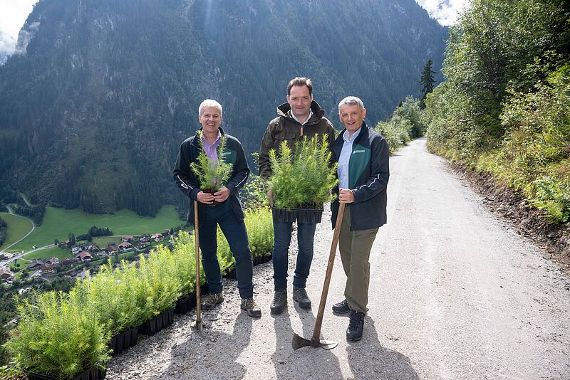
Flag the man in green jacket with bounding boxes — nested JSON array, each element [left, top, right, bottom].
[[259, 77, 336, 314], [330, 96, 390, 341]]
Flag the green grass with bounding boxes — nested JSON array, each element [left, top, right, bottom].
[[10, 205, 184, 252], [91, 236, 122, 247], [25, 246, 72, 260], [9, 259, 26, 271], [0, 212, 34, 251]]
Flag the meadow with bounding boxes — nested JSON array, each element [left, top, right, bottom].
[[6, 205, 184, 252], [24, 246, 73, 260], [0, 213, 34, 251]]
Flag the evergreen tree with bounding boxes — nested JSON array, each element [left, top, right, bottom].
[[420, 59, 436, 107], [424, 0, 570, 222], [0, 218, 6, 246], [68, 233, 76, 246]]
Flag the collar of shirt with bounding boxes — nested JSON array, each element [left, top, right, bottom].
[[201, 130, 222, 161], [290, 109, 313, 125], [342, 126, 362, 143]]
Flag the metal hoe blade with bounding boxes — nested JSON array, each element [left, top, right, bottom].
[[292, 333, 338, 350], [318, 339, 338, 350]]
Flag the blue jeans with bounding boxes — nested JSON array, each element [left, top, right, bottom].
[[272, 221, 317, 291], [198, 202, 253, 299]]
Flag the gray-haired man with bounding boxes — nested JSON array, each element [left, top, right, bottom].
[[330, 96, 390, 341], [174, 99, 261, 318]]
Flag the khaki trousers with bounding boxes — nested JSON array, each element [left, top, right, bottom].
[[339, 206, 379, 313]]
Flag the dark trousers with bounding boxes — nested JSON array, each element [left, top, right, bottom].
[[272, 221, 317, 291], [198, 202, 253, 299]]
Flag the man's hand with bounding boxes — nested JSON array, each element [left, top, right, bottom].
[[339, 188, 355, 204], [214, 186, 230, 203], [197, 191, 215, 204]]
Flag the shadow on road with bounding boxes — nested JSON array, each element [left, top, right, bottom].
[[271, 309, 293, 367], [347, 317, 419, 380], [161, 310, 253, 379], [270, 307, 343, 380]]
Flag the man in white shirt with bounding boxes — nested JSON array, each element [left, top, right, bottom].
[[330, 96, 390, 341]]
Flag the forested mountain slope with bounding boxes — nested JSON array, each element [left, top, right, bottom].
[[0, 0, 446, 215]]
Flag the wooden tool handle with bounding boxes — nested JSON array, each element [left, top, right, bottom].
[[194, 201, 202, 324], [311, 202, 346, 345]]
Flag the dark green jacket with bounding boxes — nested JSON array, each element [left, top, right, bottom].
[[258, 101, 336, 223], [331, 122, 390, 230], [173, 127, 249, 222]]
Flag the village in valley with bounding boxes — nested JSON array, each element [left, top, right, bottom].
[[0, 229, 178, 292]]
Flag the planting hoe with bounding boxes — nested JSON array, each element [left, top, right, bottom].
[[193, 201, 203, 331], [292, 202, 346, 350]]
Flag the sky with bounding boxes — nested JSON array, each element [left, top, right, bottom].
[[0, 0, 469, 56], [0, 0, 38, 55], [415, 0, 470, 26]]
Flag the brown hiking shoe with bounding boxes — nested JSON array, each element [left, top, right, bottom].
[[241, 298, 262, 318], [201, 292, 224, 310], [293, 287, 311, 309]]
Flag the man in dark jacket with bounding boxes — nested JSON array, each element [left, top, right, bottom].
[[173, 99, 261, 318], [330, 96, 390, 341], [259, 77, 336, 314]]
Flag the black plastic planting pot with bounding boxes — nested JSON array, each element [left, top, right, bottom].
[[271, 206, 323, 223], [253, 253, 272, 265], [224, 253, 271, 279], [110, 326, 139, 356], [27, 367, 106, 380], [174, 283, 210, 315], [139, 309, 174, 336], [174, 292, 197, 314]]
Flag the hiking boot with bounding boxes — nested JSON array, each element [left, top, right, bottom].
[[241, 297, 262, 318], [346, 310, 365, 342], [293, 287, 311, 309], [201, 292, 224, 310], [332, 299, 351, 315], [270, 291, 287, 315]]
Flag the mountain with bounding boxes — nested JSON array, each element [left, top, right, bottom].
[[0, 0, 447, 216]]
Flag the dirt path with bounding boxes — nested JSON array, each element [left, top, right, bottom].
[[107, 139, 570, 379]]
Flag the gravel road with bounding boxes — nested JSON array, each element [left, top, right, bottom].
[[107, 138, 570, 379]]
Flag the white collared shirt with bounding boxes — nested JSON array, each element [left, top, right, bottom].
[[291, 109, 313, 126], [338, 127, 362, 189]]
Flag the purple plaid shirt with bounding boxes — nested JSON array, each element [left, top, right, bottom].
[[201, 131, 222, 161]]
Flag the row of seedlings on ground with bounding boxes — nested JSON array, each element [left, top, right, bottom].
[[3, 208, 274, 379]]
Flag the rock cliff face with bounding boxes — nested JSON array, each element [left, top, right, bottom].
[[0, 0, 446, 215]]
